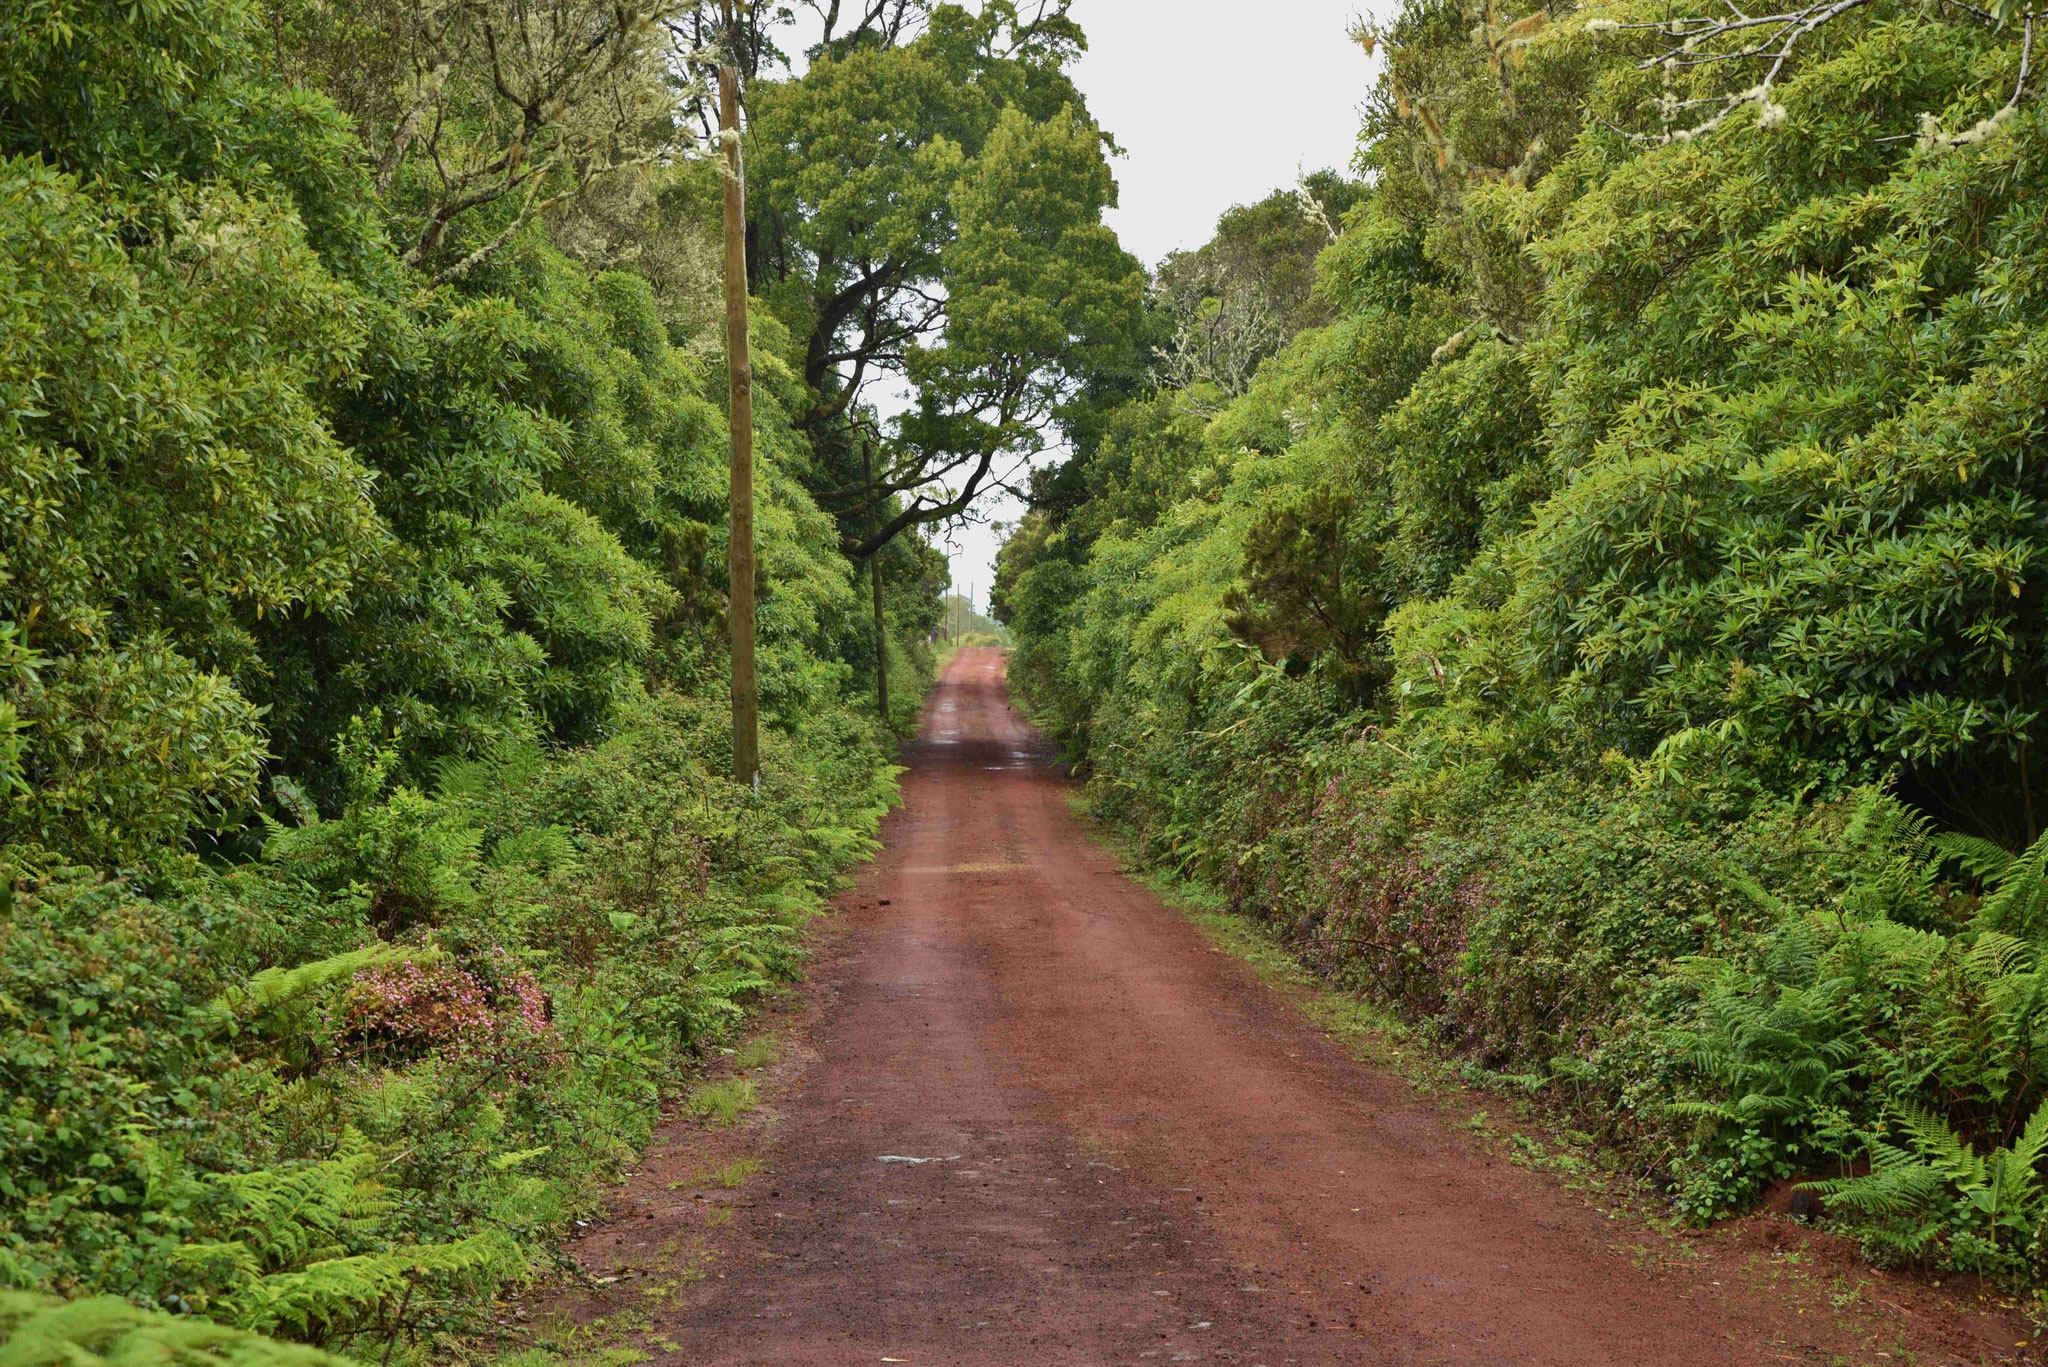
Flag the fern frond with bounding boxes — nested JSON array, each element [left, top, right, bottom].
[[207, 945, 437, 1026], [1934, 832, 2018, 883], [1976, 832, 2048, 940], [198, 1129, 392, 1272], [226, 1232, 523, 1336], [1665, 1099, 1744, 1123], [1802, 1163, 1945, 1215], [1894, 1103, 1984, 1187], [1845, 788, 1936, 861], [2000, 1097, 2048, 1197], [1760, 920, 1820, 986], [0, 1291, 350, 1365], [1964, 931, 2033, 981], [488, 1146, 551, 1172]]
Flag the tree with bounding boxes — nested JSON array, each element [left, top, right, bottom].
[[1150, 173, 1366, 399], [1586, 0, 2037, 149], [1225, 485, 1391, 700], [281, 0, 698, 285], [743, 1, 1144, 561]]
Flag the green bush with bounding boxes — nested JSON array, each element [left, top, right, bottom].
[[0, 865, 253, 1297]]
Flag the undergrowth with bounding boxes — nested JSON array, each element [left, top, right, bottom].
[[0, 690, 906, 1363]]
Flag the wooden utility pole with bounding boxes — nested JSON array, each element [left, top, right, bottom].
[[864, 445, 889, 724], [871, 558, 889, 719], [719, 49, 758, 788]]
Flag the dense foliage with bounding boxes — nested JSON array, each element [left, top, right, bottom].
[[999, 0, 2048, 1292], [0, 0, 1146, 1358]]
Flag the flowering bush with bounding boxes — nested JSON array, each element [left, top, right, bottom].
[[336, 953, 552, 1083]]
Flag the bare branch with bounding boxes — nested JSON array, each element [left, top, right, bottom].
[[1594, 0, 2034, 145], [1915, 7, 2034, 148]]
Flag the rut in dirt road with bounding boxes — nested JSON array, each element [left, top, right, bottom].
[[571, 648, 2024, 1366]]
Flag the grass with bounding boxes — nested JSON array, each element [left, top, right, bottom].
[[682, 1078, 758, 1126], [483, 1307, 657, 1367], [731, 1037, 778, 1072]]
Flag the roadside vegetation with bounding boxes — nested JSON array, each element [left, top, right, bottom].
[[937, 594, 1013, 654], [0, 0, 1141, 1360], [998, 0, 2048, 1302]]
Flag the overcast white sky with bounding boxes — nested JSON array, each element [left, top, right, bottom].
[[1079, 2, 1374, 267], [783, 2, 1380, 611]]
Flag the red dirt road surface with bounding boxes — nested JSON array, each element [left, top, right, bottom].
[[557, 647, 2031, 1365]]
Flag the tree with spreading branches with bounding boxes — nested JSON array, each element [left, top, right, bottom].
[[742, 1, 1146, 562], [281, 0, 706, 286]]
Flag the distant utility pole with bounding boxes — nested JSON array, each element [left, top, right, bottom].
[[719, 32, 758, 788]]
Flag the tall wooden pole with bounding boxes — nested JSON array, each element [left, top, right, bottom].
[[864, 445, 889, 724], [720, 56, 758, 788]]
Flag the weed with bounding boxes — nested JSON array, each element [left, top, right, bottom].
[[683, 1079, 759, 1126], [712, 1157, 763, 1187], [732, 1037, 779, 1071]]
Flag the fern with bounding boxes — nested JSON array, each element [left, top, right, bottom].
[[1972, 828, 2048, 940], [0, 1291, 352, 1365], [1964, 931, 2034, 981], [206, 945, 436, 1027], [1933, 832, 2018, 884], [160, 1131, 524, 1340], [1837, 789, 1947, 929], [196, 1130, 392, 1274], [1806, 1146, 1949, 1215], [158, 1129, 522, 1340], [1804, 1099, 2048, 1265], [487, 1145, 551, 1172], [806, 824, 878, 865], [434, 740, 545, 804], [225, 1232, 522, 1338], [1673, 965, 1862, 1129]]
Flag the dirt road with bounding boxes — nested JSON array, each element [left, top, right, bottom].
[[561, 648, 2027, 1365]]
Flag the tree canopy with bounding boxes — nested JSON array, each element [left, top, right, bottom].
[[745, 1, 1146, 559]]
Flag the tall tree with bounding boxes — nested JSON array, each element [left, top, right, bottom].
[[743, 1, 1146, 561]]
